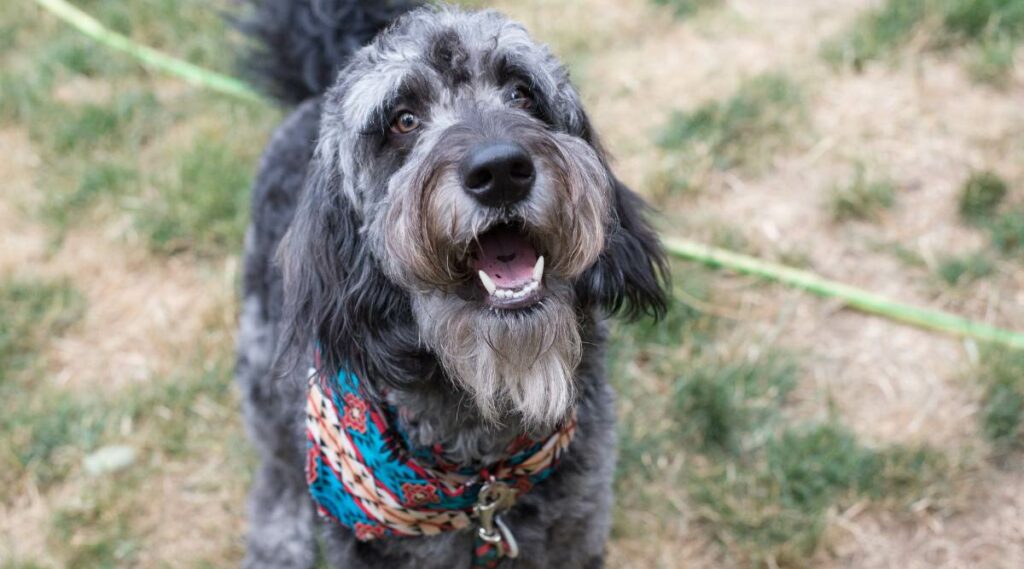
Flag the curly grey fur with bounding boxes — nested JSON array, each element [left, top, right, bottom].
[[236, 4, 668, 568]]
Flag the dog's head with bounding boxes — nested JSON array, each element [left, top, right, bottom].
[[280, 7, 668, 429]]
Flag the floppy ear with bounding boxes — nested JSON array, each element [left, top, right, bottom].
[[276, 155, 433, 386], [561, 102, 670, 321], [577, 177, 670, 321]]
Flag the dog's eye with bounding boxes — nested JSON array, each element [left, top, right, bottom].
[[508, 86, 534, 110], [390, 111, 421, 135]]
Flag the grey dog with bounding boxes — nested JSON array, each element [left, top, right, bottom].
[[235, 1, 668, 567]]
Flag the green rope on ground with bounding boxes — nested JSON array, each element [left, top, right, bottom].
[[664, 238, 1024, 349], [32, 0, 1024, 350], [31, 0, 267, 103]]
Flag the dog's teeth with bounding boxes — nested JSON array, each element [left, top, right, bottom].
[[478, 271, 497, 295], [533, 256, 544, 282]]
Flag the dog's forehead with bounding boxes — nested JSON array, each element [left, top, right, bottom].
[[338, 8, 558, 129]]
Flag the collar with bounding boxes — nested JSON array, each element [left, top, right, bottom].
[[305, 351, 578, 563]]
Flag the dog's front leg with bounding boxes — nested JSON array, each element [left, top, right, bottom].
[[243, 455, 317, 569]]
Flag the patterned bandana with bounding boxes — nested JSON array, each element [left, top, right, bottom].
[[305, 352, 578, 565]]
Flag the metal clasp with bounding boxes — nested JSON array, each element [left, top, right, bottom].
[[473, 480, 519, 559]]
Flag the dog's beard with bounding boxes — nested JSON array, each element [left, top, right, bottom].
[[414, 282, 582, 430]]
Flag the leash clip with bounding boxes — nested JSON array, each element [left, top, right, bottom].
[[473, 480, 519, 559]]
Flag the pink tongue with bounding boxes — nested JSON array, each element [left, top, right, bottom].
[[472, 229, 538, 288]]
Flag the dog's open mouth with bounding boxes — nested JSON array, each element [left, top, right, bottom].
[[471, 224, 545, 310]]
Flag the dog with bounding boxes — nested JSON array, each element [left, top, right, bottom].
[[235, 1, 668, 567]]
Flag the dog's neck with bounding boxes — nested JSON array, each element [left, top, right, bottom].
[[383, 384, 530, 467], [341, 315, 600, 468]]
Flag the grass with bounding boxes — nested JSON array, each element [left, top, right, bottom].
[[0, 0, 1013, 566], [0, 3, 257, 561], [0, 278, 88, 493], [0, 0, 276, 253], [690, 423, 950, 566], [48, 92, 161, 153], [968, 33, 1019, 84], [822, 0, 932, 67], [974, 347, 1024, 452], [52, 498, 140, 568], [137, 139, 255, 255], [656, 72, 806, 190], [953, 170, 1024, 259], [959, 170, 1009, 224], [672, 355, 797, 454], [650, 0, 721, 18], [824, 0, 1024, 82], [989, 209, 1024, 256], [0, 338, 244, 561], [828, 167, 897, 222], [0, 278, 84, 387], [609, 263, 953, 566], [936, 252, 995, 285]]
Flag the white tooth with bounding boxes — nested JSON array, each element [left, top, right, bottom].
[[513, 290, 525, 298], [496, 290, 508, 299], [533, 256, 545, 282], [478, 271, 497, 295]]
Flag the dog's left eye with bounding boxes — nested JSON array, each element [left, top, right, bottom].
[[390, 111, 421, 135], [508, 86, 534, 110]]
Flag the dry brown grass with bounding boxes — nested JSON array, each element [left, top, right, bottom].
[[2, 0, 1023, 567]]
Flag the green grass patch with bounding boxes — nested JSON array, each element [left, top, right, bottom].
[[975, 347, 1024, 452], [44, 162, 139, 230], [1, 395, 112, 490], [0, 277, 88, 496], [79, 0, 238, 73], [650, 0, 722, 18], [690, 423, 950, 566], [609, 271, 954, 563], [959, 170, 1008, 224], [657, 73, 806, 184], [824, 0, 1024, 81], [936, 252, 995, 285], [0, 68, 50, 123], [45, 91, 160, 153], [608, 264, 719, 480], [988, 209, 1024, 256], [137, 139, 254, 255], [1, 0, 275, 250], [828, 167, 897, 222], [0, 346, 237, 496], [52, 502, 140, 568], [0, 278, 84, 387], [953, 171, 1024, 259], [41, 34, 119, 78], [968, 33, 1019, 84], [673, 355, 797, 454], [822, 0, 931, 67]]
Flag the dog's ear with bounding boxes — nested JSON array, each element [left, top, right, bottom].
[[560, 101, 671, 321], [577, 177, 670, 321], [276, 153, 427, 384]]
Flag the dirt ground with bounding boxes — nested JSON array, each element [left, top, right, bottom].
[[2, 0, 1023, 567]]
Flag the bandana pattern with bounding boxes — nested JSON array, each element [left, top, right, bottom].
[[305, 357, 578, 542]]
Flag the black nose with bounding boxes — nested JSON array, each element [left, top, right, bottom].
[[460, 142, 535, 208]]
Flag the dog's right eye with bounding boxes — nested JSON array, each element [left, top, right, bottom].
[[390, 111, 421, 135]]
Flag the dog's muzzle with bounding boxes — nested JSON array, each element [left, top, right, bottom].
[[459, 141, 546, 311]]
